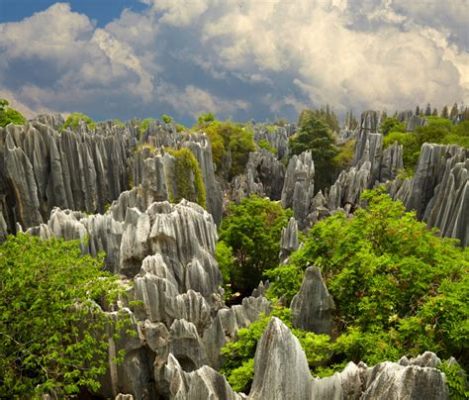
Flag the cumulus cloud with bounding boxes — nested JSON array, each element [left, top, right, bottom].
[[0, 0, 467, 122]]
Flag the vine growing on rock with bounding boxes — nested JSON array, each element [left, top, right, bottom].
[[167, 147, 206, 208], [0, 234, 129, 398]]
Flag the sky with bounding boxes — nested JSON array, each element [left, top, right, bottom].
[[0, 0, 468, 125]]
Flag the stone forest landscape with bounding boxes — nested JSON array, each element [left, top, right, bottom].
[[0, 1, 468, 399]]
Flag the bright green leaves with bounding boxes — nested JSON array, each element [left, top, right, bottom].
[[0, 98, 26, 127], [0, 234, 127, 397]]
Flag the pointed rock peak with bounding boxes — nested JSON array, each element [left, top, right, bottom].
[[249, 317, 312, 400], [291, 266, 335, 334]]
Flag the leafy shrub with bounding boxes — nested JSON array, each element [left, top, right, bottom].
[[161, 114, 172, 124], [0, 99, 26, 127], [61, 112, 96, 131], [257, 139, 277, 155], [0, 234, 128, 397], [218, 196, 292, 295]]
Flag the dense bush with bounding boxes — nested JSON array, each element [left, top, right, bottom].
[[217, 196, 292, 295], [0, 234, 128, 397], [0, 99, 26, 127]]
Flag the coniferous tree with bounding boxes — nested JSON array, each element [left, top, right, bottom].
[[441, 105, 449, 119], [425, 103, 432, 116], [432, 108, 438, 116], [450, 103, 459, 119], [415, 105, 420, 115]]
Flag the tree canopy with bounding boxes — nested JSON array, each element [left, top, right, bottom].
[[0, 234, 127, 398], [217, 196, 292, 295]]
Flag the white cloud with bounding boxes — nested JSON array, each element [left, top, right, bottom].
[[0, 0, 467, 121], [158, 84, 249, 118]]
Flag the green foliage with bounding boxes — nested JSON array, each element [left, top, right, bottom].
[[290, 112, 339, 191], [218, 196, 292, 294], [197, 112, 215, 126], [299, 106, 340, 133], [138, 118, 155, 137], [0, 234, 127, 397], [0, 98, 27, 127], [167, 147, 206, 208], [287, 188, 468, 370], [161, 114, 172, 124], [199, 119, 255, 178], [61, 112, 96, 131], [333, 139, 356, 171], [257, 139, 277, 155], [265, 264, 303, 304], [215, 241, 235, 284], [380, 117, 406, 135], [383, 116, 469, 171], [439, 360, 469, 400]]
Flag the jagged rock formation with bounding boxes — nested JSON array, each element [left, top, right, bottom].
[[231, 149, 285, 201], [0, 119, 130, 232], [281, 150, 315, 229], [249, 317, 312, 400], [279, 217, 299, 263], [391, 143, 469, 246], [253, 124, 294, 160], [250, 319, 448, 400], [291, 266, 335, 334], [0, 116, 223, 235], [27, 199, 271, 398]]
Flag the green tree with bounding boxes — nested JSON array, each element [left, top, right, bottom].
[[450, 103, 459, 119], [441, 105, 449, 119], [289, 112, 338, 191], [379, 116, 406, 135], [218, 196, 292, 294], [0, 234, 127, 398], [0, 99, 26, 127]]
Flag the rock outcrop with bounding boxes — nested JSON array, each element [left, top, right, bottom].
[[279, 217, 299, 263], [249, 320, 449, 400], [391, 143, 469, 246], [249, 318, 312, 400], [281, 151, 315, 229], [231, 149, 285, 202], [291, 266, 335, 334]]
